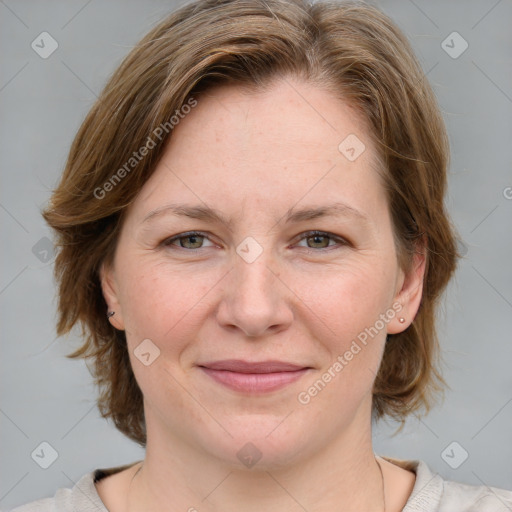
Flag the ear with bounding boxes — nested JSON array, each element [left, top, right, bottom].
[[100, 262, 125, 331], [387, 242, 426, 335]]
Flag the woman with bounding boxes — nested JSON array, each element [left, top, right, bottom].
[[11, 0, 512, 510]]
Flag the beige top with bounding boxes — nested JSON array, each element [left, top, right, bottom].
[[6, 459, 512, 511]]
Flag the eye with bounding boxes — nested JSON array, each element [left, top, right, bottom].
[[163, 231, 215, 250], [295, 231, 347, 250]]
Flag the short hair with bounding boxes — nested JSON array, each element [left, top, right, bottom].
[[43, 0, 458, 446]]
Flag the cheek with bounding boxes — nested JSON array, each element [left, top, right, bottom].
[[290, 258, 395, 404], [292, 257, 396, 345], [117, 257, 225, 356], [116, 259, 222, 427]]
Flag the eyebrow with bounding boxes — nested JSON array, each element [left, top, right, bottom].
[[142, 201, 369, 227], [142, 204, 232, 227], [283, 202, 369, 224]]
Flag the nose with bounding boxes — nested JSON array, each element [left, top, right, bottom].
[[216, 255, 293, 338]]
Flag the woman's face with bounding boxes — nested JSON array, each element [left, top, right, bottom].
[[102, 78, 423, 468]]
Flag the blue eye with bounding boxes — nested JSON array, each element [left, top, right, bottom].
[[164, 232, 214, 249]]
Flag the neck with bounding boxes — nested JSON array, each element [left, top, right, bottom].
[[127, 411, 385, 511]]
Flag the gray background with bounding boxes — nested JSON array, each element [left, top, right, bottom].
[[1, 0, 511, 508]]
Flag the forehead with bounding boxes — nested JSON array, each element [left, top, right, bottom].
[[131, 77, 386, 223], [170, 78, 372, 160]]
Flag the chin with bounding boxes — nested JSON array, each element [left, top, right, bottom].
[[199, 413, 316, 471]]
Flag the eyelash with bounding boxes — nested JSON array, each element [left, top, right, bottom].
[[162, 230, 349, 252]]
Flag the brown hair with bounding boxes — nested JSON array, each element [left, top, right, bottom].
[[44, 0, 458, 446]]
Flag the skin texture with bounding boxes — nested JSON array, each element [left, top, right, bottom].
[[99, 77, 423, 511]]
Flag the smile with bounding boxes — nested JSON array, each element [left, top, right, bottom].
[[198, 360, 311, 393]]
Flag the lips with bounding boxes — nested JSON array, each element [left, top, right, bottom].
[[201, 359, 306, 373], [199, 359, 310, 393]]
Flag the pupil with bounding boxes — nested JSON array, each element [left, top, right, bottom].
[[182, 235, 202, 248], [309, 235, 328, 248]]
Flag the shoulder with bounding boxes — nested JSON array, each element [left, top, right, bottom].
[[387, 458, 512, 512], [5, 463, 136, 512], [6, 471, 102, 512], [439, 479, 512, 512]]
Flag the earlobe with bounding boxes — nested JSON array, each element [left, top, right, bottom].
[[100, 263, 125, 331], [387, 246, 426, 335]]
